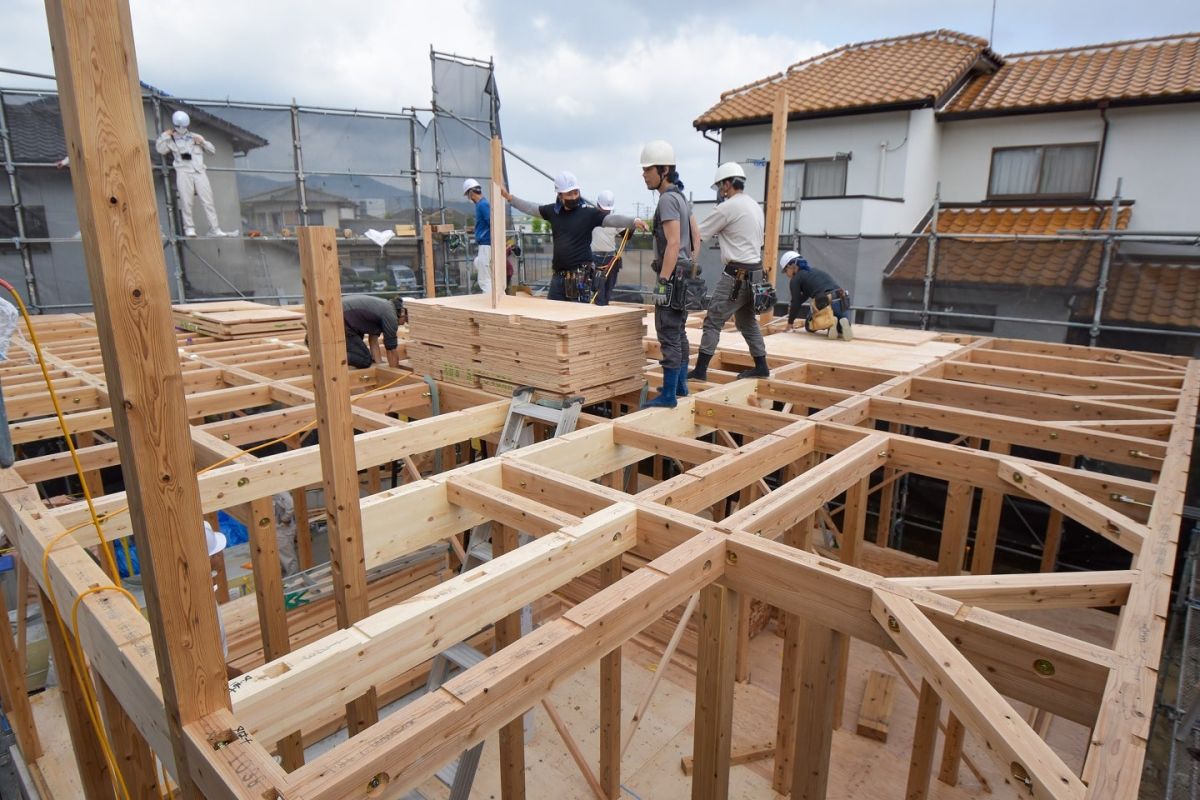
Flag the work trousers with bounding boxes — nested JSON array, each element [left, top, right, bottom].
[[474, 244, 492, 295], [655, 303, 689, 371], [593, 255, 622, 306], [175, 169, 220, 231], [346, 333, 373, 369], [700, 271, 766, 357]]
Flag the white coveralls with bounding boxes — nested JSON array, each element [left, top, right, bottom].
[[474, 245, 492, 295], [155, 129, 221, 233]]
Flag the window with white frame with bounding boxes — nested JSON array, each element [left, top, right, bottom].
[[987, 143, 1098, 199], [772, 156, 849, 203]]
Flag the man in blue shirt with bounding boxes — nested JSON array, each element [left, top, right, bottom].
[[463, 179, 492, 294]]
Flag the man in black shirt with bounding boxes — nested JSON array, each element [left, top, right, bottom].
[[780, 251, 853, 341], [503, 172, 642, 302], [342, 295, 406, 368]]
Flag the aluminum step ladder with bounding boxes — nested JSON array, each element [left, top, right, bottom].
[[430, 387, 583, 796]]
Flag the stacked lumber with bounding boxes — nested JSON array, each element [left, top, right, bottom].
[[406, 294, 646, 403], [173, 300, 305, 340]]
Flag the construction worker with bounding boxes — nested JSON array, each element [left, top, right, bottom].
[[780, 251, 853, 340], [155, 110, 226, 237], [590, 190, 631, 306], [342, 295, 405, 369], [502, 172, 642, 302], [462, 178, 492, 294], [689, 162, 769, 381], [641, 140, 700, 408]]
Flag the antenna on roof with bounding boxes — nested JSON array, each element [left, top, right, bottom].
[[989, 0, 998, 48]]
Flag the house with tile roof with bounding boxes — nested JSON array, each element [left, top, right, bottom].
[[694, 30, 1200, 351]]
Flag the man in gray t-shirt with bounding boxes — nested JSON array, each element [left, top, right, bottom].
[[341, 295, 404, 369], [640, 139, 700, 409]]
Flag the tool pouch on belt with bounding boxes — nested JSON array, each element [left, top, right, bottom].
[[651, 270, 688, 311], [809, 293, 836, 332], [751, 282, 777, 314], [562, 270, 580, 301]]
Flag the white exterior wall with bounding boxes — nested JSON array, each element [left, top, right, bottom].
[[1099, 105, 1200, 232], [937, 110, 1104, 203]]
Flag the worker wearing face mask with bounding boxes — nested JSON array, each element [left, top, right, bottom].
[[502, 172, 643, 302], [155, 110, 226, 237]]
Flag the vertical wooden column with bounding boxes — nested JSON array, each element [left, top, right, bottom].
[[970, 441, 1010, 574], [421, 223, 437, 298], [95, 673, 160, 799], [691, 583, 739, 800], [43, 1, 231, 791], [789, 621, 846, 799], [599, 554, 623, 798], [874, 422, 902, 544], [832, 477, 868, 729], [490, 137, 506, 307], [38, 589, 115, 800], [287, 435, 314, 569], [491, 524, 526, 799], [1040, 452, 1075, 572], [935, 480, 973, 784], [0, 583, 40, 759], [906, 681, 942, 800], [298, 226, 378, 734], [760, 87, 789, 324]]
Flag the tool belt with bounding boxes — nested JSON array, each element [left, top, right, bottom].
[[558, 263, 597, 302], [724, 261, 761, 278], [808, 288, 849, 332]]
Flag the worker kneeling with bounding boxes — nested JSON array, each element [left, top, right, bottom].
[[780, 251, 853, 341]]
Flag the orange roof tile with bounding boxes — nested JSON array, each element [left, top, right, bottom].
[[1084, 262, 1200, 329], [944, 33, 1200, 115], [885, 206, 1132, 289], [694, 30, 996, 130]]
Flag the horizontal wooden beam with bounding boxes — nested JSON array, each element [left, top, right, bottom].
[[891, 571, 1133, 610]]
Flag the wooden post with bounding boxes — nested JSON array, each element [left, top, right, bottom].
[[937, 481, 973, 575], [0, 582, 41, 759], [970, 441, 1010, 574], [907, 681, 942, 800], [490, 137, 506, 307], [422, 223, 437, 298], [692, 583, 739, 800], [38, 589, 115, 800], [599, 554, 623, 799], [832, 477, 868, 729], [95, 673, 160, 799], [286, 435, 314, 569], [773, 517, 811, 793], [492, 524, 526, 799], [874, 422, 902, 544], [1040, 452, 1075, 572], [298, 226, 379, 734], [43, 1, 231, 791], [790, 622, 845, 799], [760, 87, 789, 324]]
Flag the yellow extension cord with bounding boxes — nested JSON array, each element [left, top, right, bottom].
[[2, 281, 409, 798]]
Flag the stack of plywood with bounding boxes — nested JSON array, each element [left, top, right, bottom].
[[173, 300, 305, 339], [406, 294, 646, 402]]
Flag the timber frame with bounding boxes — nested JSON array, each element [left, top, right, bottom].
[[0, 2, 1194, 798]]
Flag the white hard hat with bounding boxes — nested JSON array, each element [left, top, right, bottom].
[[596, 190, 615, 211], [640, 140, 675, 168], [171, 110, 190, 129], [462, 178, 481, 196], [712, 162, 746, 188], [779, 250, 802, 271], [203, 520, 226, 557], [554, 171, 580, 194]]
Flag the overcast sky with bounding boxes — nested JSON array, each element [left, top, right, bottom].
[[3, 0, 1198, 218]]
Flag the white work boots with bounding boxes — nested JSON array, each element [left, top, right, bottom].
[[836, 317, 854, 341]]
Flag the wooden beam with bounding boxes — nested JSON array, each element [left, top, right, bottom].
[[892, 570, 1133, 610], [691, 582, 739, 800], [490, 136, 506, 307], [42, 1, 231, 791], [760, 86, 788, 324], [855, 670, 897, 742], [298, 225, 379, 734], [422, 223, 437, 297], [95, 673, 160, 799], [999, 459, 1146, 555], [0, 581, 40, 760], [906, 680, 941, 800], [491, 524, 526, 800], [874, 590, 1086, 800]]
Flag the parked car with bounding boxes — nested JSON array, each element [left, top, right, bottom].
[[389, 264, 419, 292]]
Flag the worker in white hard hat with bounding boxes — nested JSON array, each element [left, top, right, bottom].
[[779, 251, 853, 340], [641, 140, 701, 408], [155, 109, 226, 237], [502, 172, 643, 302], [462, 178, 493, 295], [203, 520, 230, 659], [590, 190, 631, 305], [689, 162, 770, 382]]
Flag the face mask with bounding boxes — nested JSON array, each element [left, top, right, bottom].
[[561, 197, 578, 211]]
